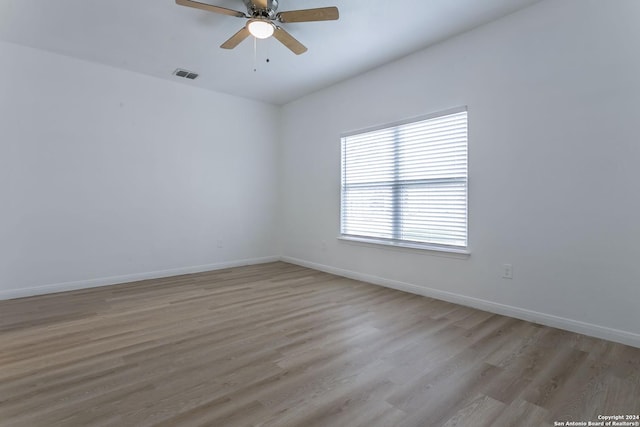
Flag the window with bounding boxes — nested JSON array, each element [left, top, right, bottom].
[[340, 107, 468, 252]]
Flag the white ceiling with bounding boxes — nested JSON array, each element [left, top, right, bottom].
[[0, 0, 541, 105]]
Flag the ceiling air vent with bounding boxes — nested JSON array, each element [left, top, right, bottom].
[[173, 68, 199, 80]]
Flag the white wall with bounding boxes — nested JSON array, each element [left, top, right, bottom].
[[280, 0, 640, 346], [0, 41, 279, 298]]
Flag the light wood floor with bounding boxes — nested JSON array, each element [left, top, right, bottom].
[[0, 262, 638, 427]]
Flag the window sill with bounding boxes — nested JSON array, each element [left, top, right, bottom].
[[337, 236, 470, 257]]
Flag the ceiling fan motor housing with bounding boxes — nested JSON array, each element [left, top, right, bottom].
[[243, 0, 279, 17]]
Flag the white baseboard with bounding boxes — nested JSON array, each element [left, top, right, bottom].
[[0, 256, 280, 301], [4, 254, 638, 349], [281, 256, 640, 349]]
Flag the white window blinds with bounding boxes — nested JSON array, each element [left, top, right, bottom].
[[341, 108, 468, 249]]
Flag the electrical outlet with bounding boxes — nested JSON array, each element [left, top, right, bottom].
[[502, 264, 513, 279], [321, 241, 327, 251], [217, 239, 223, 248]]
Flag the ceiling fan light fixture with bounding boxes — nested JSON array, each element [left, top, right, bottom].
[[247, 19, 274, 39]]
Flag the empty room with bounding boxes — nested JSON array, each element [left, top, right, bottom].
[[1, 0, 639, 426]]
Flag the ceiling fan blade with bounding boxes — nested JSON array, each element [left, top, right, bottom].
[[273, 27, 307, 55], [276, 7, 339, 23], [220, 27, 251, 49], [176, 0, 247, 18]]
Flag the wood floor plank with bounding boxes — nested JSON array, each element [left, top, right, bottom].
[[1, 261, 638, 426]]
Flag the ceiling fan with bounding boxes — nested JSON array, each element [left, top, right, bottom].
[[176, 0, 339, 55]]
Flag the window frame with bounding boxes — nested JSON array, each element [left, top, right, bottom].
[[339, 106, 470, 255]]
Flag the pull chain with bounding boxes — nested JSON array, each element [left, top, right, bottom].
[[265, 38, 270, 65], [253, 37, 257, 72]]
